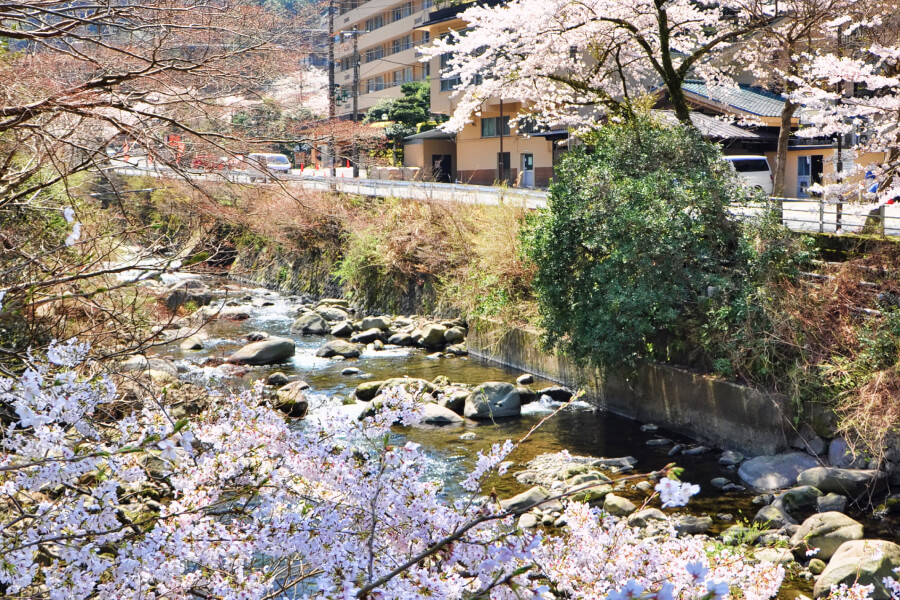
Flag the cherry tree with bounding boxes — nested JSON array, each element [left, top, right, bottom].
[[793, 7, 900, 202], [738, 0, 859, 197], [0, 331, 795, 600], [422, 0, 774, 131]]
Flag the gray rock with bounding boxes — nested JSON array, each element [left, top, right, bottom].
[[500, 486, 550, 512], [683, 446, 711, 456], [719, 450, 745, 466], [438, 389, 469, 415], [179, 335, 204, 351], [360, 315, 392, 330], [377, 378, 435, 395], [228, 337, 295, 365], [341, 367, 360, 376], [603, 494, 636, 517], [722, 483, 746, 493], [776, 486, 823, 513], [464, 382, 521, 419], [419, 323, 447, 347], [443, 327, 466, 344], [445, 344, 468, 356], [711, 477, 731, 489], [516, 374, 535, 385], [817, 493, 848, 513], [753, 504, 797, 529], [355, 381, 384, 401], [791, 424, 828, 456], [516, 386, 538, 404], [790, 512, 864, 560], [419, 403, 464, 426], [273, 383, 308, 418], [646, 438, 673, 446], [828, 438, 867, 469], [797, 467, 885, 497], [538, 387, 573, 402], [291, 312, 329, 335], [628, 508, 667, 528], [640, 423, 658, 433], [518, 513, 539, 529], [318, 298, 348, 309], [266, 372, 290, 386], [814, 540, 900, 599], [331, 321, 355, 337], [675, 515, 713, 535], [754, 547, 795, 565], [567, 472, 611, 488], [808, 558, 827, 575], [738, 453, 821, 491], [373, 339, 384, 351], [569, 484, 613, 504], [351, 328, 384, 344], [387, 333, 414, 346], [315, 340, 362, 359], [165, 281, 212, 312], [245, 331, 268, 341], [316, 305, 350, 322]]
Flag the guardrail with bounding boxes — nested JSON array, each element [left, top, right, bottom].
[[731, 197, 900, 237]]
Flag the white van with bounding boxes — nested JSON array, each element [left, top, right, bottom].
[[724, 155, 773, 196], [246, 153, 292, 181]]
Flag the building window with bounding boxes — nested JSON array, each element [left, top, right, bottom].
[[364, 45, 384, 63], [392, 2, 412, 21], [439, 52, 460, 91], [419, 31, 430, 44], [481, 116, 511, 138], [366, 76, 385, 93], [365, 14, 383, 31], [517, 117, 537, 134], [422, 0, 434, 10]]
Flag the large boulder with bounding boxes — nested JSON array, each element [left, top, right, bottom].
[[738, 453, 821, 491], [603, 494, 636, 517], [165, 281, 212, 312], [331, 321, 355, 337], [775, 485, 823, 513], [361, 315, 392, 330], [814, 540, 900, 599], [377, 378, 436, 395], [790, 512, 864, 560], [355, 380, 384, 402], [228, 337, 295, 365], [797, 467, 885, 497], [443, 327, 466, 345], [499, 486, 550, 512], [316, 305, 350, 322], [351, 328, 384, 344], [464, 382, 521, 420], [419, 323, 447, 347], [419, 403, 464, 426], [753, 504, 796, 529], [387, 332, 414, 346], [315, 340, 362, 358], [291, 312, 329, 335], [273, 382, 309, 418], [828, 438, 868, 469]]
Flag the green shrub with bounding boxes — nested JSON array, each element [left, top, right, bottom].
[[523, 116, 749, 369]]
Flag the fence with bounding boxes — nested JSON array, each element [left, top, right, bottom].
[[731, 197, 900, 237]]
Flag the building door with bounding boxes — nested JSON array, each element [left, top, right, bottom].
[[497, 152, 511, 185], [798, 155, 824, 198], [431, 154, 452, 182], [521, 153, 534, 187]]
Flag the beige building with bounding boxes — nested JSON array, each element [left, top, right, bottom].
[[334, 0, 436, 118], [405, 3, 561, 186]]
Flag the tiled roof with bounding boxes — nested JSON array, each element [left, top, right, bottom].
[[656, 110, 774, 140], [682, 81, 786, 117]]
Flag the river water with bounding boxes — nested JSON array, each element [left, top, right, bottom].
[[151, 280, 898, 597]]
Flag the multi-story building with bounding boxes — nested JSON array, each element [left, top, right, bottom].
[[333, 0, 436, 119]]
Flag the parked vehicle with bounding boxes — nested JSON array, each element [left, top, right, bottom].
[[246, 153, 292, 180], [190, 155, 227, 171], [724, 155, 773, 195]]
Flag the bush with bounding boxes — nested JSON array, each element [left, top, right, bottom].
[[524, 116, 748, 368]]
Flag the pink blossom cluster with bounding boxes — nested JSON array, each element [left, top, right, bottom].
[[0, 342, 795, 600]]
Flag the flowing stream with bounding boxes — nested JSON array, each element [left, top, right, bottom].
[[150, 278, 899, 597]]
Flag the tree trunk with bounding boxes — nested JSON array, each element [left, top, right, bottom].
[[773, 99, 798, 198]]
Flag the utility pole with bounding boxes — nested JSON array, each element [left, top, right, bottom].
[[498, 97, 504, 184], [327, 0, 336, 178], [352, 26, 360, 178], [835, 26, 843, 231]]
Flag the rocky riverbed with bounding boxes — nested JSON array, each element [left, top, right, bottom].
[[120, 274, 900, 599]]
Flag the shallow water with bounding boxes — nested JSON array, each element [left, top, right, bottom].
[[154, 281, 899, 596]]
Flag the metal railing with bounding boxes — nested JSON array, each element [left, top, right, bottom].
[[731, 197, 900, 237]]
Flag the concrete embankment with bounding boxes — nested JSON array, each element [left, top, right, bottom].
[[467, 318, 796, 456]]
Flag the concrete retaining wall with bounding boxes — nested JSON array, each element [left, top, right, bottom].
[[467, 319, 796, 456]]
